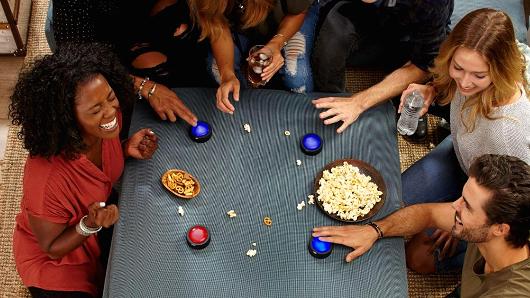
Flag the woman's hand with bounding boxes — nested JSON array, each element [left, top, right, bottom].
[[85, 202, 120, 229], [145, 81, 198, 126], [124, 128, 158, 160], [398, 83, 436, 117], [216, 72, 240, 114], [261, 44, 285, 83]]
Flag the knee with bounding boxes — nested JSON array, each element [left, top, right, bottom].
[[131, 51, 167, 69], [283, 32, 312, 93], [405, 234, 436, 274]]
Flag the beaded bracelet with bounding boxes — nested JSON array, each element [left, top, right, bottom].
[[137, 77, 149, 100], [367, 222, 384, 239]]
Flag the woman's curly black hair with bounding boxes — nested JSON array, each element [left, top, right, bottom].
[[9, 43, 134, 159]]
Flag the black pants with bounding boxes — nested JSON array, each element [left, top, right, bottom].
[[28, 287, 92, 298], [312, 0, 411, 92]]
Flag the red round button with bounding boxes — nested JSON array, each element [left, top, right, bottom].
[[188, 225, 208, 244]]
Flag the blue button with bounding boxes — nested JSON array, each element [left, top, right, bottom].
[[310, 237, 332, 254], [302, 133, 321, 150], [191, 121, 210, 138]]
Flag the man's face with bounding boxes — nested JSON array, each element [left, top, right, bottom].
[[451, 177, 494, 243]]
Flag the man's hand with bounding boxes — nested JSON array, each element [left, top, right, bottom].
[[124, 128, 158, 160], [428, 228, 459, 261], [216, 73, 240, 114], [312, 225, 379, 262], [398, 83, 436, 117], [312, 96, 366, 133], [146, 82, 198, 126]]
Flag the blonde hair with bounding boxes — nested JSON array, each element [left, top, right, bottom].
[[431, 8, 528, 132], [189, 0, 275, 41]]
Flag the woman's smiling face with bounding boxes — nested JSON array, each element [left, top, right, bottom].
[[74, 74, 120, 145], [449, 47, 492, 96]]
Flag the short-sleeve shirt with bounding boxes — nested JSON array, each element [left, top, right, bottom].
[[461, 244, 530, 297], [13, 134, 124, 296]]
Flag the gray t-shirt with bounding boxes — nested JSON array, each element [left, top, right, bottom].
[[450, 89, 530, 173]]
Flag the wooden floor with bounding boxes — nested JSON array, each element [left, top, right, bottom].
[[0, 56, 24, 160]]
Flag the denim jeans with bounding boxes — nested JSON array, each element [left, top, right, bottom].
[[402, 135, 467, 206], [207, 2, 319, 93], [402, 135, 468, 272]]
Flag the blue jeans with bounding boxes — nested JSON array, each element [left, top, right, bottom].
[[402, 135, 468, 272], [402, 135, 467, 206], [207, 2, 319, 93]]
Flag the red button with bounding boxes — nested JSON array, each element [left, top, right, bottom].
[[188, 225, 208, 244]]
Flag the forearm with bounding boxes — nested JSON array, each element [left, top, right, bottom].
[[375, 203, 453, 238], [45, 225, 90, 259], [354, 62, 429, 112], [268, 12, 306, 52], [211, 25, 236, 80]]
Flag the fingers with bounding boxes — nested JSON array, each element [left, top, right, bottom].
[[312, 97, 336, 108], [439, 237, 458, 260], [323, 115, 342, 126], [233, 83, 240, 102], [216, 86, 235, 114], [336, 119, 353, 134], [262, 60, 283, 81], [345, 248, 366, 263], [419, 106, 429, 117]]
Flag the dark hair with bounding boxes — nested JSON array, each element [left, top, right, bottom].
[[9, 43, 134, 159], [469, 154, 530, 248]]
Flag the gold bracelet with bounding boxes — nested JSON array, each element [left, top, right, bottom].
[[147, 83, 157, 100]]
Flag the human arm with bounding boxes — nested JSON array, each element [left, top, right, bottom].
[[261, 11, 307, 82], [312, 203, 455, 262], [313, 61, 429, 133], [122, 128, 158, 159], [132, 76, 198, 125], [28, 202, 119, 259], [210, 23, 240, 114]]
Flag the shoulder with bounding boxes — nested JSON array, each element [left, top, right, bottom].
[[22, 155, 78, 221]]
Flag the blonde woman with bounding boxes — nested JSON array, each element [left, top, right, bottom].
[[401, 8, 530, 274], [189, 0, 318, 114]]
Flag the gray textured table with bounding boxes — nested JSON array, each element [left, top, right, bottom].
[[104, 88, 406, 297]]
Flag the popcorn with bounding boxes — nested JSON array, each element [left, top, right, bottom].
[[178, 206, 184, 216], [284, 130, 291, 136], [316, 162, 382, 221], [307, 195, 315, 205], [252, 243, 257, 247], [246, 249, 257, 257], [226, 210, 237, 218], [297, 201, 306, 211], [296, 160, 302, 166], [243, 123, 251, 133]]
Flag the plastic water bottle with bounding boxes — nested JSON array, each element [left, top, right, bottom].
[[397, 90, 424, 135]]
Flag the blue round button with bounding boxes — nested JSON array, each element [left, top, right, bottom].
[[300, 133, 322, 155], [189, 121, 212, 143], [308, 236, 332, 259], [311, 237, 332, 253]]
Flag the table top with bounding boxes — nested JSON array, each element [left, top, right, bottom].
[[103, 88, 407, 297]]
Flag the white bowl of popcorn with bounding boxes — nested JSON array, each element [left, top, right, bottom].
[[314, 159, 385, 222]]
